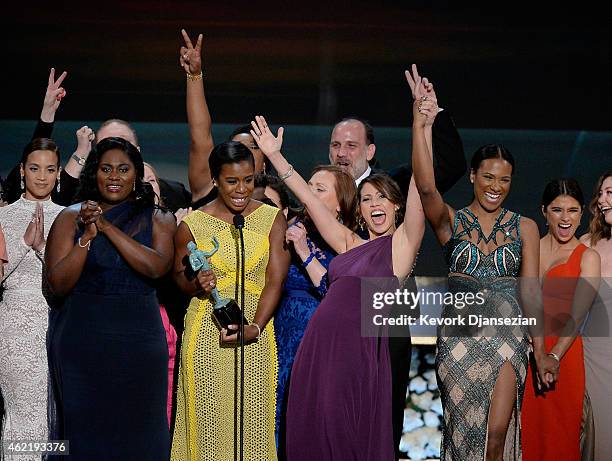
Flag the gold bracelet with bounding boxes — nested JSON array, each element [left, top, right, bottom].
[[278, 164, 294, 181], [186, 71, 203, 82]]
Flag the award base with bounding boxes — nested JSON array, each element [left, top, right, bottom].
[[211, 299, 248, 336]]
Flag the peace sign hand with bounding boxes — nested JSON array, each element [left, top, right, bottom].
[[405, 64, 437, 103], [179, 29, 203, 75], [41, 67, 68, 122]]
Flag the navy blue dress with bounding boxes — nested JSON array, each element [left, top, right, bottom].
[[274, 231, 333, 445], [49, 202, 169, 460]]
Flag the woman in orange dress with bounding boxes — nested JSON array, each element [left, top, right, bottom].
[[522, 178, 600, 460]]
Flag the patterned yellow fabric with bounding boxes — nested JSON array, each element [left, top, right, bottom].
[[171, 204, 279, 461]]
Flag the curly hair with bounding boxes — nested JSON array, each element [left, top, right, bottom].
[[587, 170, 612, 246], [74, 137, 155, 211]]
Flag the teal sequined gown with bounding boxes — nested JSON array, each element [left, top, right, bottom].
[[437, 208, 530, 460]]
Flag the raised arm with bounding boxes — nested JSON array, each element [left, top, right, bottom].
[[180, 29, 214, 203], [406, 64, 465, 195], [35, 67, 67, 137], [62, 125, 94, 181], [250, 116, 362, 254], [407, 66, 453, 245], [391, 76, 439, 281]]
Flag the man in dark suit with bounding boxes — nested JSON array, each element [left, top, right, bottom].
[[328, 87, 465, 460]]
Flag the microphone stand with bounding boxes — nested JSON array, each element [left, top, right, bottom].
[[233, 214, 246, 461]]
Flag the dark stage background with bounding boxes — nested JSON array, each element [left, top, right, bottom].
[[2, 2, 610, 129], [2, 2, 611, 275]]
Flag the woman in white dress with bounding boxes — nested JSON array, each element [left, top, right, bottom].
[[0, 138, 64, 455], [580, 170, 612, 460]]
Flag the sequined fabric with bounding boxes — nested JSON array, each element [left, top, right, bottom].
[[437, 208, 529, 460]]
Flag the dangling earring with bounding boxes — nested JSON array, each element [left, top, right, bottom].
[[20, 175, 24, 191], [56, 178, 61, 193], [358, 215, 365, 231], [133, 181, 136, 192]]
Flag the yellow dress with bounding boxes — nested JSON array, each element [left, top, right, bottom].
[[171, 204, 279, 461]]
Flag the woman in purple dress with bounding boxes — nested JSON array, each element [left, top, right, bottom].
[[249, 105, 434, 460]]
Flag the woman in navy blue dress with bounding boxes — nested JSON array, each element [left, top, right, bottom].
[[45, 137, 177, 460]]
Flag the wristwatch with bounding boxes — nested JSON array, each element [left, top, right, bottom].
[[71, 153, 86, 166]]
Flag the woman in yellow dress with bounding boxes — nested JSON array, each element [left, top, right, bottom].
[[171, 140, 290, 460]]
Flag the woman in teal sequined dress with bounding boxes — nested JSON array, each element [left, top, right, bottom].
[[408, 67, 559, 460]]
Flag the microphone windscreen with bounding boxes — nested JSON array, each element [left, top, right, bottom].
[[233, 214, 245, 229]]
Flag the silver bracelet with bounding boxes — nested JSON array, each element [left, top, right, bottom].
[[278, 164, 294, 181], [252, 322, 262, 339], [78, 237, 91, 250], [547, 351, 560, 362]]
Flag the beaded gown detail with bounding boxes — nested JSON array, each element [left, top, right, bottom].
[[286, 235, 397, 461], [171, 205, 279, 461], [0, 196, 63, 461], [49, 202, 169, 460], [437, 208, 529, 461]]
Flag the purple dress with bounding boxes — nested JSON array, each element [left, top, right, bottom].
[[286, 236, 396, 461]]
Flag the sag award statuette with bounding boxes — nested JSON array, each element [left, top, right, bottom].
[[187, 238, 247, 336]]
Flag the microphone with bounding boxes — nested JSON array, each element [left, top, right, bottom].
[[233, 212, 246, 461], [233, 214, 245, 229]]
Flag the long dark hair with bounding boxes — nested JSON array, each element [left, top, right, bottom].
[[1, 138, 61, 204], [357, 173, 404, 226], [541, 178, 584, 210], [588, 170, 612, 246], [75, 137, 155, 211]]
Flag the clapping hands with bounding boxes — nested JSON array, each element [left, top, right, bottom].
[[78, 200, 103, 241], [23, 202, 46, 252]]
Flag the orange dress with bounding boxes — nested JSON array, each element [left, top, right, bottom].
[[522, 244, 587, 461]]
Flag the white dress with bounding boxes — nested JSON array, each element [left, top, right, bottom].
[[0, 196, 63, 459], [583, 278, 612, 460]]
